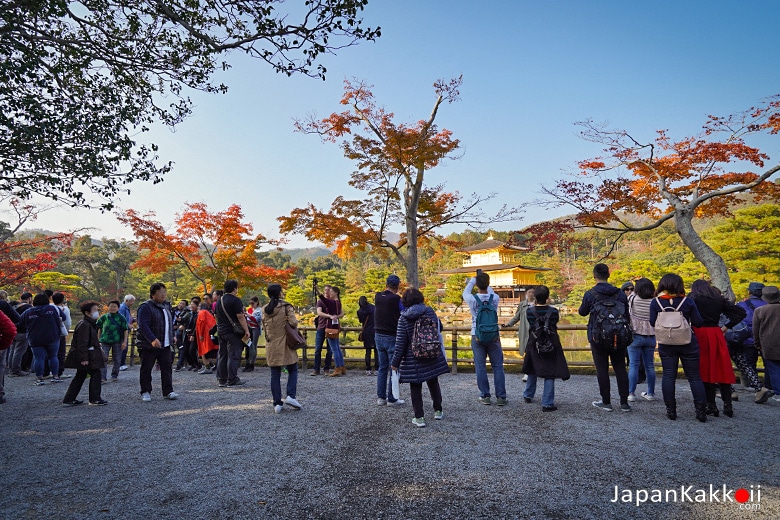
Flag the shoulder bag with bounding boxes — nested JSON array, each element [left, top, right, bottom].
[[220, 297, 245, 336]]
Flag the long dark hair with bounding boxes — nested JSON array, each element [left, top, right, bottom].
[[358, 295, 368, 308], [264, 284, 282, 314], [690, 279, 722, 300]]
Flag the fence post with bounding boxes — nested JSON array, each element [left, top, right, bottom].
[[451, 326, 458, 374], [302, 328, 309, 370]]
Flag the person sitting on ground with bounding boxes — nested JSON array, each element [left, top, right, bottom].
[[391, 288, 449, 428], [63, 302, 107, 406], [521, 285, 569, 411]]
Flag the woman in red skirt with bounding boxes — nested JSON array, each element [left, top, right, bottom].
[[689, 280, 746, 418]]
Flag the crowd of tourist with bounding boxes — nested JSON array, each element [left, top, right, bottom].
[[0, 265, 777, 429]]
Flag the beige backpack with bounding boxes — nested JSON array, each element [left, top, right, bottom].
[[654, 297, 692, 345]]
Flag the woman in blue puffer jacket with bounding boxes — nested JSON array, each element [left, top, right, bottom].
[[391, 288, 450, 428]]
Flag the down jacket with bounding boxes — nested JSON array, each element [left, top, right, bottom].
[[391, 304, 450, 384]]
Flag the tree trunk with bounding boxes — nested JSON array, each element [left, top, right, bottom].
[[674, 209, 735, 302], [403, 166, 425, 288]]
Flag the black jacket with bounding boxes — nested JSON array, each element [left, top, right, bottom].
[[374, 290, 402, 336], [522, 306, 570, 380], [578, 283, 627, 345], [64, 317, 105, 370]]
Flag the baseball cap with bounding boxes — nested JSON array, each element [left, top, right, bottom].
[[386, 275, 401, 287]]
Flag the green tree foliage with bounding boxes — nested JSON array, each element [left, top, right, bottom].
[[0, 1, 380, 208], [705, 204, 780, 296]]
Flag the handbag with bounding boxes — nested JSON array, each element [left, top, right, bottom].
[[325, 328, 340, 339], [285, 322, 306, 349], [220, 297, 245, 336]]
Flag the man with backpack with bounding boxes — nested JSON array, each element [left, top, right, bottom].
[[463, 272, 506, 406], [579, 263, 632, 412]]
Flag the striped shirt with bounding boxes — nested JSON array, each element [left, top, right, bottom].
[[628, 294, 654, 336]]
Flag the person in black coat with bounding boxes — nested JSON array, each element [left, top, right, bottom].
[[391, 288, 450, 428], [63, 302, 107, 406], [522, 286, 570, 411]]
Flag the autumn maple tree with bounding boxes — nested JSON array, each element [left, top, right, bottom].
[[119, 203, 294, 293], [279, 77, 521, 287], [542, 96, 780, 300], [0, 198, 74, 289]]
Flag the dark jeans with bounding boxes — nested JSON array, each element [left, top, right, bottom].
[[590, 344, 629, 405], [186, 339, 200, 369], [63, 367, 102, 403], [57, 335, 66, 376], [216, 332, 244, 384], [365, 346, 378, 371], [410, 377, 443, 419], [658, 343, 706, 404], [139, 347, 174, 395], [9, 333, 29, 373], [245, 328, 260, 368], [312, 328, 332, 372], [270, 363, 298, 406]]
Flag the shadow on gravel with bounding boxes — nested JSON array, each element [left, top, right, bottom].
[[1, 368, 777, 519]]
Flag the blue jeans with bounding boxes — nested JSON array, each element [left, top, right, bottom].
[[270, 363, 298, 406], [658, 341, 706, 404], [764, 358, 780, 391], [471, 336, 506, 399], [523, 375, 555, 407], [376, 333, 398, 401], [31, 342, 60, 379], [328, 337, 344, 367], [312, 329, 332, 372], [627, 335, 657, 395], [101, 342, 123, 380]]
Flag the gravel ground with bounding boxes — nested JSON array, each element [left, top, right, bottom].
[[1, 364, 778, 520]]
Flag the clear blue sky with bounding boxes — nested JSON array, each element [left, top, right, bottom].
[[26, 0, 780, 249]]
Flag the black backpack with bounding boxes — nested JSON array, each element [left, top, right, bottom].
[[530, 307, 557, 357], [589, 290, 633, 350]]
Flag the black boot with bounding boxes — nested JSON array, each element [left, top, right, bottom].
[[705, 403, 720, 417], [694, 402, 707, 423], [665, 400, 677, 421], [720, 384, 733, 417]]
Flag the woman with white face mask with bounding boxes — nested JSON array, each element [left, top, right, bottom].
[[62, 302, 107, 406]]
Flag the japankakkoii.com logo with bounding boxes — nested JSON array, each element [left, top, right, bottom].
[[611, 484, 761, 510]]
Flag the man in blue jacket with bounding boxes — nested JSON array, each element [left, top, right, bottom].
[[136, 283, 178, 402]]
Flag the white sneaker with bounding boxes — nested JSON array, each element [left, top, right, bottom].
[[522, 374, 528, 382], [641, 391, 656, 401], [284, 396, 302, 409], [387, 399, 405, 406], [376, 398, 387, 406], [627, 393, 637, 402], [119, 365, 128, 371], [141, 392, 151, 402], [165, 392, 179, 400], [274, 404, 283, 414]]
